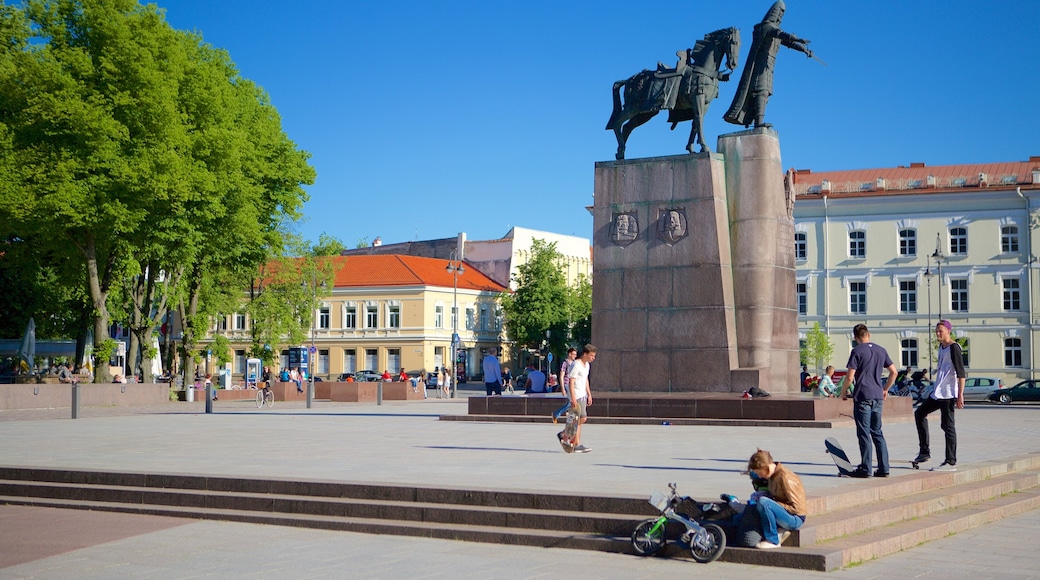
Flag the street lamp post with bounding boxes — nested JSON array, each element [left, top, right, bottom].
[[446, 251, 465, 399], [932, 233, 946, 322], [924, 266, 934, 380]]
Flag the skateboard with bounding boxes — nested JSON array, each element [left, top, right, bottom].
[[824, 437, 857, 477], [558, 406, 580, 453]]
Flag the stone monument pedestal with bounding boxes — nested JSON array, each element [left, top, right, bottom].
[[591, 128, 797, 394]]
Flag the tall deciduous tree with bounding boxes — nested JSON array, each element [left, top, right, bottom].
[[0, 1, 314, 382], [500, 239, 572, 358], [800, 322, 834, 374]]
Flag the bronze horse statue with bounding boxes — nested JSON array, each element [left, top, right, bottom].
[[606, 27, 740, 160]]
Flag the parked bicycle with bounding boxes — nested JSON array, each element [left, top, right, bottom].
[[255, 382, 273, 408], [631, 482, 727, 563]]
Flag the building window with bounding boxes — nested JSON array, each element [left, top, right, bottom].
[[466, 307, 475, 330], [850, 281, 866, 314], [435, 305, 444, 329], [899, 280, 917, 313], [949, 227, 967, 255], [280, 350, 289, 370], [1001, 226, 1020, 253], [795, 232, 807, 260], [216, 315, 228, 331], [960, 339, 970, 368], [1005, 337, 1023, 367], [318, 306, 330, 330], [365, 348, 378, 370], [318, 349, 329, 374], [900, 339, 919, 368], [1003, 278, 1021, 311], [234, 349, 246, 374], [797, 283, 807, 315], [950, 278, 968, 312], [434, 346, 444, 370], [849, 230, 866, 258], [344, 305, 357, 329], [365, 305, 378, 328], [233, 312, 246, 330], [343, 349, 356, 373], [898, 229, 916, 257], [388, 305, 400, 328], [387, 348, 401, 373], [479, 305, 489, 330], [451, 306, 458, 330]]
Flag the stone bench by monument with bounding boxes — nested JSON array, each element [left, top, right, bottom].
[[329, 382, 378, 402]]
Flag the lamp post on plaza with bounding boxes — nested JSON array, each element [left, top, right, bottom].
[[924, 266, 934, 380], [303, 270, 324, 410], [932, 233, 947, 322], [446, 251, 465, 399]]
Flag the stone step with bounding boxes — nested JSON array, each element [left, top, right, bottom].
[[0, 479, 646, 535], [0, 494, 633, 554], [805, 451, 1040, 515], [797, 469, 1040, 546], [0, 466, 651, 514]]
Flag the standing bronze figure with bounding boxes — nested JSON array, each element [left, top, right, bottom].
[[723, 0, 814, 129], [606, 27, 740, 160]]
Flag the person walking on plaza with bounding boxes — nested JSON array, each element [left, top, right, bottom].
[[559, 344, 596, 453], [914, 320, 966, 472], [552, 348, 578, 423], [838, 323, 897, 478], [745, 448, 807, 549], [482, 347, 503, 396], [440, 366, 450, 398]]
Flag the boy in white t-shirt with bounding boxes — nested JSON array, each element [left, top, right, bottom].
[[560, 345, 596, 453]]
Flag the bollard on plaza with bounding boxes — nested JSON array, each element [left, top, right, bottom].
[[205, 384, 213, 414], [71, 382, 80, 419], [377, 382, 383, 406], [306, 379, 313, 409]]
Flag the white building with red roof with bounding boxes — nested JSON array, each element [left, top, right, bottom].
[[793, 156, 1040, 383]]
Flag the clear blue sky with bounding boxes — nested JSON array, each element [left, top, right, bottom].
[[155, 0, 1040, 248]]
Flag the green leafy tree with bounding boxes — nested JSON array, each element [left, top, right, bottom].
[[568, 274, 592, 346], [0, 1, 314, 383], [800, 322, 833, 374], [500, 239, 571, 360]]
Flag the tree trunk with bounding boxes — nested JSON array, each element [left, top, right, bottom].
[[83, 234, 112, 383]]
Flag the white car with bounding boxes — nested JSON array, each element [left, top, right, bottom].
[[962, 377, 1005, 401]]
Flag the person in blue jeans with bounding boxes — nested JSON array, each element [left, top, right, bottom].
[[552, 348, 578, 423], [838, 323, 897, 478], [746, 448, 807, 549]]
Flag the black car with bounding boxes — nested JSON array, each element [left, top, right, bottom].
[[987, 379, 1040, 404], [337, 373, 355, 382]]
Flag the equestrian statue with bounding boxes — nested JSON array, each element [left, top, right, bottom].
[[606, 27, 740, 160]]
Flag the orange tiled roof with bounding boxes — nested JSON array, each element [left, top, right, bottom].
[[792, 158, 1040, 196], [329, 255, 508, 292]]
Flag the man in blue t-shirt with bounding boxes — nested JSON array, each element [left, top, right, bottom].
[[838, 323, 897, 478]]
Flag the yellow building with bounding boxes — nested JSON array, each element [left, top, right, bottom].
[[205, 254, 509, 383]]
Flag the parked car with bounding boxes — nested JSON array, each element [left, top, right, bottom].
[[336, 372, 355, 382], [987, 380, 1040, 404], [962, 377, 1005, 401], [426, 373, 439, 387], [355, 370, 384, 382]]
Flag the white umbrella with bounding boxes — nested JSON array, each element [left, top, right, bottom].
[[16, 317, 36, 375]]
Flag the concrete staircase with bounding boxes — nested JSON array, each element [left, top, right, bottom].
[[2, 453, 1039, 572]]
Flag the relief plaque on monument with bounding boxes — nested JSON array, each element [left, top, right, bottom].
[[656, 208, 688, 244], [611, 212, 639, 246]]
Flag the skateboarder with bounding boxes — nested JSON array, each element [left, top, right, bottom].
[[838, 323, 897, 478], [913, 320, 966, 472], [559, 344, 596, 453]]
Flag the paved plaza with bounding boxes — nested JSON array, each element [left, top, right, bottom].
[[1, 390, 1039, 578]]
